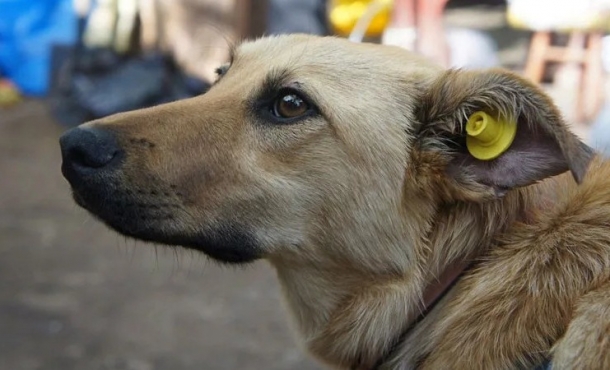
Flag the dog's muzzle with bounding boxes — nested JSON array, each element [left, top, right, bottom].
[[58, 126, 262, 264]]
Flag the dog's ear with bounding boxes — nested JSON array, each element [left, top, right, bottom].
[[415, 68, 594, 201]]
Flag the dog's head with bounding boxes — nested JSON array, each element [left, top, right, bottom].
[[59, 35, 593, 267]]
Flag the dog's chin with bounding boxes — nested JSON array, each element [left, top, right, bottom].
[[72, 191, 262, 265]]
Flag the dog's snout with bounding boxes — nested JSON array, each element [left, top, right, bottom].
[[60, 127, 122, 180]]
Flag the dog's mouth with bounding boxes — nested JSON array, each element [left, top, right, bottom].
[[69, 172, 183, 238], [69, 176, 262, 264]]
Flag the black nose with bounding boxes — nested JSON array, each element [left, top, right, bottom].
[[60, 127, 122, 180]]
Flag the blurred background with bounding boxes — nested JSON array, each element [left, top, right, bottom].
[[2, 0, 610, 369]]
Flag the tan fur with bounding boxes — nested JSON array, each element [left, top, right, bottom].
[[64, 35, 610, 369]]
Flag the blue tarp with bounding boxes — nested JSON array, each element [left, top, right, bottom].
[[0, 0, 77, 95]]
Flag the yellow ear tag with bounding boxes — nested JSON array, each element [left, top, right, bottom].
[[465, 111, 517, 161]]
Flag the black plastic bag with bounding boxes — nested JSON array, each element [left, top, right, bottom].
[[49, 19, 210, 127]]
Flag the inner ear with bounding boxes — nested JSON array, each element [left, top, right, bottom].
[[448, 118, 572, 193]]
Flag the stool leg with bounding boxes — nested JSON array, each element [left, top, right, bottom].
[[583, 32, 605, 123], [564, 32, 587, 124], [524, 31, 550, 83]]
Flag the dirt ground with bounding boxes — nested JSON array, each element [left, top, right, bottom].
[[0, 100, 322, 370]]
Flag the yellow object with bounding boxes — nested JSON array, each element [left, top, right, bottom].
[[465, 111, 517, 161], [329, 0, 392, 37], [0, 80, 21, 107]]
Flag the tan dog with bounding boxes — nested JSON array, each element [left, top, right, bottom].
[[59, 34, 610, 369]]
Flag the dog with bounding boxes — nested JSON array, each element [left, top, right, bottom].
[[59, 34, 610, 369]]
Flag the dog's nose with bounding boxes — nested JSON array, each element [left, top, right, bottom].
[[60, 127, 122, 180]]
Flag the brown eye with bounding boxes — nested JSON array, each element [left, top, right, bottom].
[[273, 91, 310, 119]]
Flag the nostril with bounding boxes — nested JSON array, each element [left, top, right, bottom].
[[70, 144, 118, 168], [60, 127, 122, 172]]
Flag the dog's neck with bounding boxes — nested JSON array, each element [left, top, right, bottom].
[[270, 186, 539, 369]]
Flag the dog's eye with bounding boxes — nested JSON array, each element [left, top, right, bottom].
[[215, 64, 229, 77], [272, 91, 310, 119]]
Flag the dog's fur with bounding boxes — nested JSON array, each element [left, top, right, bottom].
[[60, 35, 610, 369]]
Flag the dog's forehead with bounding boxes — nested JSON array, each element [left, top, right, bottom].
[[231, 35, 442, 89], [236, 35, 361, 67]]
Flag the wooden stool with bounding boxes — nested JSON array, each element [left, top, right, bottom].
[[524, 31, 605, 123]]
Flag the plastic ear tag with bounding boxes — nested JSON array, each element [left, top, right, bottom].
[[465, 111, 517, 161]]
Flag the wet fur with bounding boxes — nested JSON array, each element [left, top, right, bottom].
[[64, 35, 610, 369]]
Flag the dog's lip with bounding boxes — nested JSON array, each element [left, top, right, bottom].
[[75, 192, 263, 264], [70, 181, 263, 264], [71, 190, 89, 209]]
